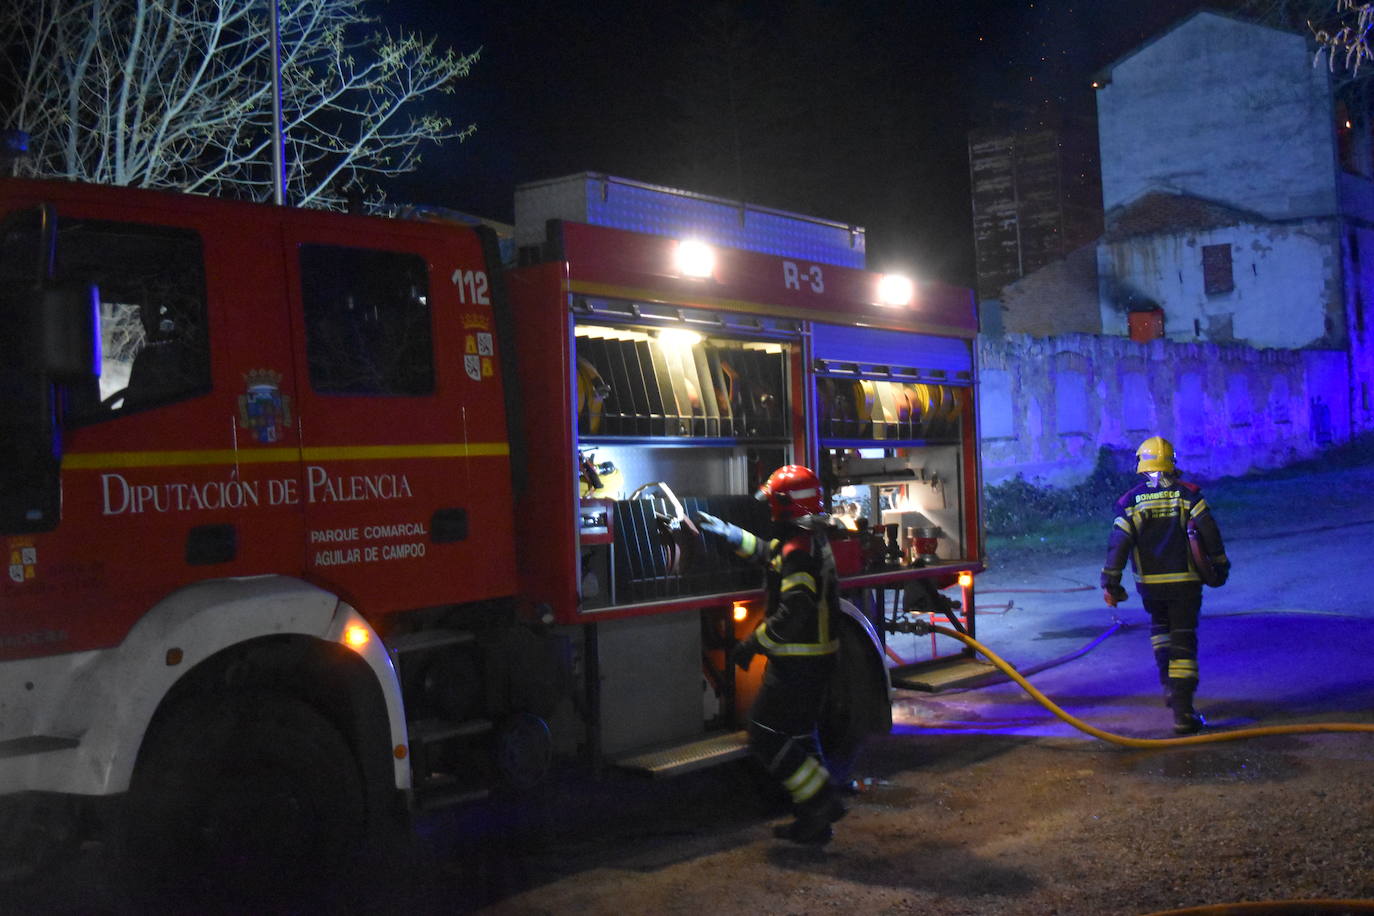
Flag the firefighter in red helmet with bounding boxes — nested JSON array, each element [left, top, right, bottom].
[[1101, 437, 1231, 734], [696, 465, 846, 845]]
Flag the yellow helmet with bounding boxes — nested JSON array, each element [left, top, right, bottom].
[[1135, 436, 1177, 474]]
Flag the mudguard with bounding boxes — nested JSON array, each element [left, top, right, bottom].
[[820, 598, 893, 780], [0, 576, 409, 797]]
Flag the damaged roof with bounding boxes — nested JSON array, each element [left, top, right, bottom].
[[1103, 191, 1269, 241]]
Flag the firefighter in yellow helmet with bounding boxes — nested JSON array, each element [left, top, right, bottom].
[[695, 465, 846, 845], [1101, 436, 1231, 734]]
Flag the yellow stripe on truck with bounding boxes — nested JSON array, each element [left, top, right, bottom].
[[62, 442, 511, 470]]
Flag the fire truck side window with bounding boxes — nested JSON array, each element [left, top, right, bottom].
[[299, 244, 434, 396], [57, 221, 211, 423]]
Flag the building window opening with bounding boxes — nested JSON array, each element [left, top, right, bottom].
[[1202, 244, 1233, 295]]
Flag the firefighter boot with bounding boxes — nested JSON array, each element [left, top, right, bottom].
[[1169, 688, 1205, 735], [772, 784, 847, 846]]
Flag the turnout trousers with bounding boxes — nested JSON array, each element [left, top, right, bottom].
[[746, 654, 837, 807], [1141, 587, 1202, 703]]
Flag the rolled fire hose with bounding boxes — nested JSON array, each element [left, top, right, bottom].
[[899, 619, 1374, 748]]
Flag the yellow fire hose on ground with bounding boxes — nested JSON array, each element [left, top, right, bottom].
[[894, 619, 1374, 916], [1144, 902, 1374, 915], [899, 618, 1374, 748]]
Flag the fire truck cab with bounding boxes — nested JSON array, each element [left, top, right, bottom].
[[0, 173, 982, 891]]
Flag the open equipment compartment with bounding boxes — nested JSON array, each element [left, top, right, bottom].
[[574, 308, 794, 609], [812, 321, 987, 685]]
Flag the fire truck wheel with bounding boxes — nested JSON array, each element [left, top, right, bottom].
[[117, 690, 366, 906], [0, 794, 81, 884], [496, 712, 553, 790]]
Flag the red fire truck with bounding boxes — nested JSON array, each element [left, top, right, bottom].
[[0, 173, 982, 889]]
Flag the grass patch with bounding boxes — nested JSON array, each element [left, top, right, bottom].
[[982, 435, 1374, 560], [983, 446, 1136, 558]]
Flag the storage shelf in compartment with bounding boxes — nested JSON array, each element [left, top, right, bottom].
[[580, 587, 765, 616], [838, 562, 975, 588], [821, 437, 960, 449], [580, 435, 792, 448], [578, 418, 788, 439]]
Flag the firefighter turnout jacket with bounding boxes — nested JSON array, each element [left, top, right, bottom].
[[735, 522, 840, 657], [1101, 478, 1230, 596]]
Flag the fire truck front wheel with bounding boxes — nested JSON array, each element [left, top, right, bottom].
[[116, 689, 366, 906]]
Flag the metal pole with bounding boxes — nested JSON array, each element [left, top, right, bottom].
[[270, 0, 286, 205]]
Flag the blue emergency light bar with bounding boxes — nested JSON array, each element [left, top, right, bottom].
[[515, 172, 866, 269]]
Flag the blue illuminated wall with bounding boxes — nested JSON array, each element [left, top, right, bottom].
[[977, 333, 1350, 485]]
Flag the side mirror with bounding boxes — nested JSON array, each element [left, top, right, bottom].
[[37, 281, 100, 382]]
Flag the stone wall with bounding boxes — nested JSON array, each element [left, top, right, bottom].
[[978, 332, 1351, 485]]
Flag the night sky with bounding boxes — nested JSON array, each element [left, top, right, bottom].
[[388, 1, 1241, 287]]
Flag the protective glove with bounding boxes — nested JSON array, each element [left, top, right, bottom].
[[730, 632, 761, 670], [695, 511, 744, 549], [1103, 584, 1128, 607]]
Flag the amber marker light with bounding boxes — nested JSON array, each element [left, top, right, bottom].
[[343, 624, 372, 650], [733, 602, 749, 622], [958, 571, 974, 588]]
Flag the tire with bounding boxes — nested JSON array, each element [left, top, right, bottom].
[[0, 794, 81, 885], [819, 619, 889, 786], [118, 690, 366, 907], [495, 712, 553, 791]]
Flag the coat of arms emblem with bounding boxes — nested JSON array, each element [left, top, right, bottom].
[[237, 369, 293, 444]]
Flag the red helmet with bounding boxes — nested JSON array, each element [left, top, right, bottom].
[[757, 465, 824, 521]]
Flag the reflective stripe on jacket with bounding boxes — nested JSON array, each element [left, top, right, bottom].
[[735, 527, 840, 656], [1101, 478, 1229, 595]]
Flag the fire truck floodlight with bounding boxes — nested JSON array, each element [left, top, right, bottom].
[[675, 239, 715, 279], [657, 327, 703, 349], [876, 273, 914, 307]]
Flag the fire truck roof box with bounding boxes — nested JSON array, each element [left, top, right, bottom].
[[514, 172, 866, 268]]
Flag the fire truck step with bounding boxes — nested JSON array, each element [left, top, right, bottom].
[[890, 656, 998, 692], [612, 730, 750, 778], [409, 717, 494, 745], [414, 781, 491, 812], [386, 629, 476, 656]]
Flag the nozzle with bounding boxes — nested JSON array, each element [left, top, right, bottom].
[[890, 614, 936, 636]]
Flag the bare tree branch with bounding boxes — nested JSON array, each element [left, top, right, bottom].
[[1, 0, 479, 208]]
